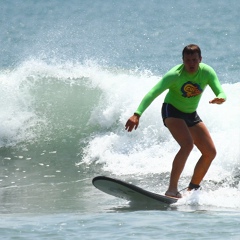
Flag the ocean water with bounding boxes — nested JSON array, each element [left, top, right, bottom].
[[0, 0, 240, 239]]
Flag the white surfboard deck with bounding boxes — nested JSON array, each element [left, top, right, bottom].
[[92, 176, 178, 206]]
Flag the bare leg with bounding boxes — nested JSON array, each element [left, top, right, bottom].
[[189, 122, 216, 185], [164, 118, 194, 197]]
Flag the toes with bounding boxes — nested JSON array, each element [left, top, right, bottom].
[[165, 191, 182, 198]]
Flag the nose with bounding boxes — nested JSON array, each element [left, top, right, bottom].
[[189, 60, 195, 65]]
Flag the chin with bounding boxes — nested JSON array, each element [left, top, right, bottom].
[[189, 68, 197, 73]]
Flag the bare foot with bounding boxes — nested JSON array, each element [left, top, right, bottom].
[[165, 190, 182, 198]]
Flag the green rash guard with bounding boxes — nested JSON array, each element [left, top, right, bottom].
[[135, 63, 226, 115]]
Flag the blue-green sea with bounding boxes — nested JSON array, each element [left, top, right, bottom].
[[0, 0, 239, 239]]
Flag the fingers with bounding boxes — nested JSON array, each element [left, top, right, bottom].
[[209, 98, 225, 104], [125, 120, 133, 132], [125, 120, 138, 132], [125, 115, 139, 132]]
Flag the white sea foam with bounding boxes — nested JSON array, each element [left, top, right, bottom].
[[1, 59, 239, 200], [80, 64, 240, 197]]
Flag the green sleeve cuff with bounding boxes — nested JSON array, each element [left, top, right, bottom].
[[134, 111, 142, 117]]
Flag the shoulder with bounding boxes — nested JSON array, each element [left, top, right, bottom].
[[199, 63, 216, 74], [199, 63, 218, 79], [164, 64, 184, 77], [169, 63, 184, 72]]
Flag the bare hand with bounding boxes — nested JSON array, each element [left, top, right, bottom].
[[125, 114, 140, 132], [209, 98, 225, 104]]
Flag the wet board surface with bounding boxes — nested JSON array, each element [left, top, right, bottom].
[[92, 176, 178, 206]]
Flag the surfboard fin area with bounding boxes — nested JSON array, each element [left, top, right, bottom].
[[92, 176, 178, 206]]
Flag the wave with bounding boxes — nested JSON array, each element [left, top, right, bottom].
[[0, 59, 104, 147], [0, 59, 239, 191]]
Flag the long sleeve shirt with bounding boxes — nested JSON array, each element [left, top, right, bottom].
[[135, 63, 226, 115]]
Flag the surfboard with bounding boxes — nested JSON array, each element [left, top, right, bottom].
[[92, 176, 178, 206]]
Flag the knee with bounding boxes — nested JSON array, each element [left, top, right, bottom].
[[205, 146, 217, 160], [210, 147, 217, 160], [180, 140, 194, 154]]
